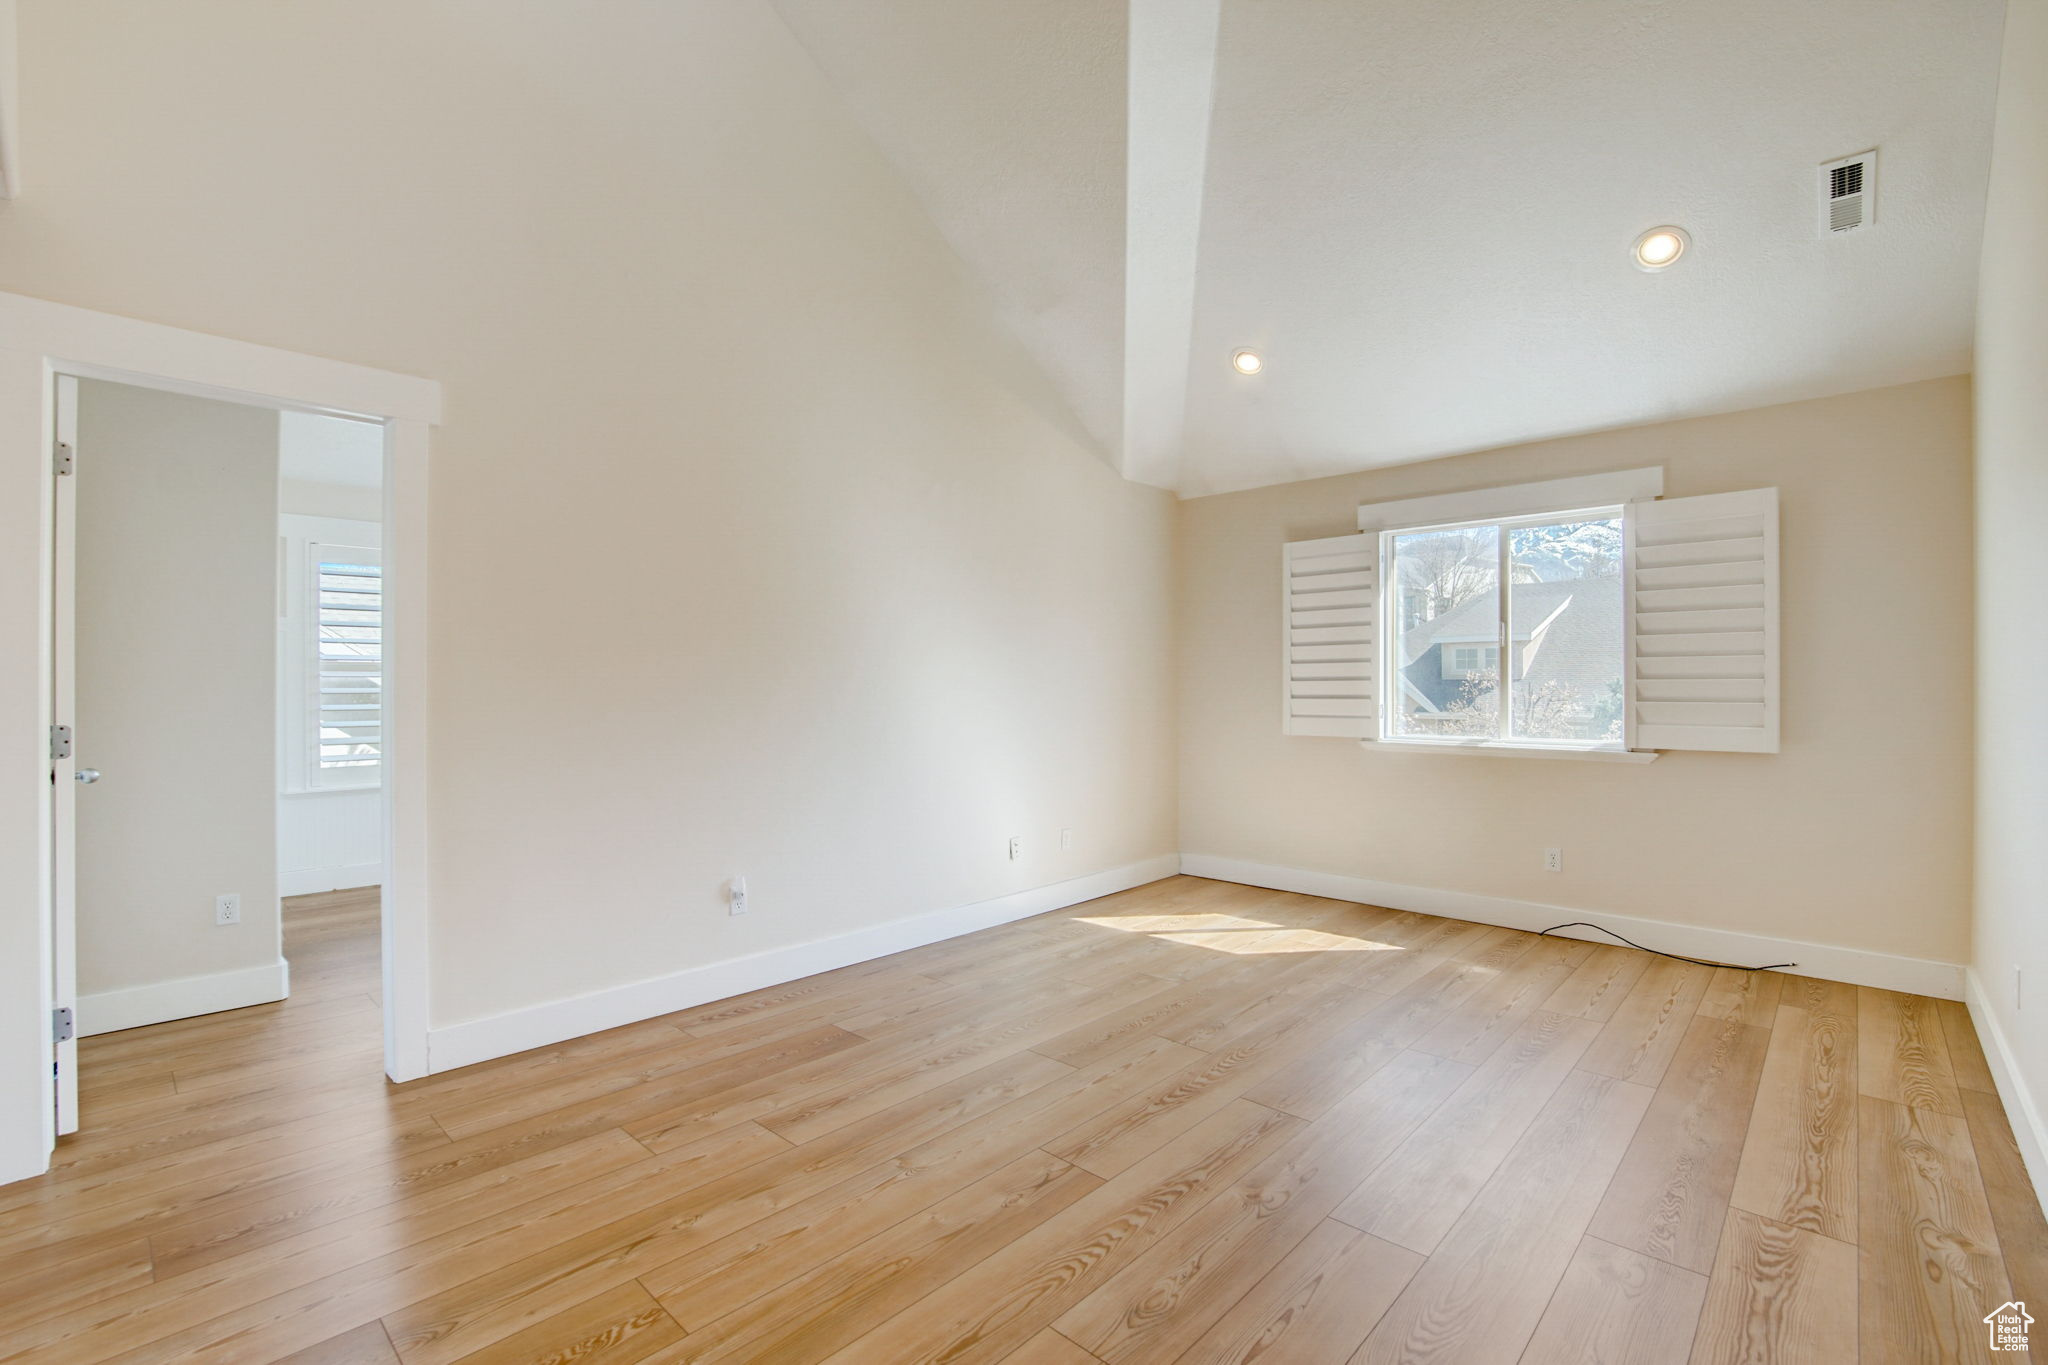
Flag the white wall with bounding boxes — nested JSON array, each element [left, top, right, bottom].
[[279, 408, 382, 522], [1972, 0, 2048, 1188], [1178, 378, 1974, 972], [0, 2, 1178, 1039], [281, 479, 380, 523], [278, 791, 381, 895], [74, 380, 283, 1033]]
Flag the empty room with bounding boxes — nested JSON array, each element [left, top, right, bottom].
[[0, 1, 2043, 1363]]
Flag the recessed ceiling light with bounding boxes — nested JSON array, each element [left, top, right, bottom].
[[1632, 226, 1690, 271], [1232, 349, 1264, 375]]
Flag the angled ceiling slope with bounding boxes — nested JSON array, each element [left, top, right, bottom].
[[769, 0, 1129, 463], [776, 0, 2005, 497]]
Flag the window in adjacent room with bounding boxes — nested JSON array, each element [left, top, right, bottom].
[[279, 517, 384, 792], [311, 550, 383, 775]]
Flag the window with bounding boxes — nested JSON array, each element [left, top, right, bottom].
[[279, 516, 383, 791], [1387, 510, 1624, 746], [1281, 470, 1782, 755], [313, 551, 383, 773], [1442, 645, 1499, 679]]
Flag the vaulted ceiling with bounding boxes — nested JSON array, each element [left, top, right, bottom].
[[772, 0, 2005, 496]]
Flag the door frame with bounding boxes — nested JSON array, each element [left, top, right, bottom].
[[0, 290, 441, 1185]]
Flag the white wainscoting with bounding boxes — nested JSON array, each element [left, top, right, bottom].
[[279, 788, 382, 896]]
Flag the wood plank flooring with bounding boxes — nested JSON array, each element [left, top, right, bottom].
[[2, 875, 2042, 1363]]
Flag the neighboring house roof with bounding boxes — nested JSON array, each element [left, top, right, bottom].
[[1400, 576, 1622, 712]]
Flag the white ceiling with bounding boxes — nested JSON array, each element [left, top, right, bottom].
[[773, 0, 2005, 496], [280, 410, 383, 489]]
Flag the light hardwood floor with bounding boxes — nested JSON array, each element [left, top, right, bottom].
[[2, 876, 2042, 1363]]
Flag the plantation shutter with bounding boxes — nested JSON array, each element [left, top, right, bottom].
[[1625, 489, 1779, 753], [1283, 532, 1377, 737], [311, 545, 384, 776]]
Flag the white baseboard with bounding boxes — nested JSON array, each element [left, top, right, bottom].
[[1964, 967, 2048, 1220], [425, 854, 1183, 1073], [280, 863, 383, 897], [1178, 854, 1965, 1001], [77, 958, 291, 1037]]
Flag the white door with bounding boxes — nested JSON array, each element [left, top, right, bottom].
[[55, 378, 284, 1097], [50, 374, 79, 1135]]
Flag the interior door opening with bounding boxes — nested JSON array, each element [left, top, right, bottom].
[[51, 375, 388, 1136]]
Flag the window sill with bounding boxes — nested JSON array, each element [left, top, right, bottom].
[[1365, 739, 1659, 764]]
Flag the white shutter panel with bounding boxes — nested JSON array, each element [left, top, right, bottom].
[[1284, 532, 1376, 738], [312, 546, 383, 777], [1625, 488, 1778, 753]]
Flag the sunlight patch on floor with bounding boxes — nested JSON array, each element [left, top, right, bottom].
[[1075, 912, 1281, 932], [1075, 913, 1403, 955]]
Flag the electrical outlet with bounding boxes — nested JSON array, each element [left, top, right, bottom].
[[1008, 836, 1021, 862], [728, 876, 748, 916], [1059, 828, 1073, 852], [215, 893, 241, 926], [1543, 848, 1563, 873]]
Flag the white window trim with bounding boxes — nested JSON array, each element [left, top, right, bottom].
[[1368, 481, 1653, 759]]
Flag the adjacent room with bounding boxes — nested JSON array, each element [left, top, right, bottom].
[[0, 2, 2042, 1362], [58, 384, 388, 1064]]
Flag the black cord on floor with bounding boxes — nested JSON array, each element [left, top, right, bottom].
[[1537, 921, 1795, 973]]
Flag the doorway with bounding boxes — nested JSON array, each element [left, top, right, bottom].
[[0, 290, 440, 1183], [275, 411, 389, 1026], [52, 379, 390, 1133]]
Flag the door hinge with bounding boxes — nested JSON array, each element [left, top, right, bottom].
[[52, 1007, 74, 1044], [54, 438, 74, 477], [50, 724, 72, 761]]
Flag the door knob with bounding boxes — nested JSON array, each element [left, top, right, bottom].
[[74, 768, 101, 784]]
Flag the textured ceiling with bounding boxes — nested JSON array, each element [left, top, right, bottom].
[[774, 0, 2005, 496]]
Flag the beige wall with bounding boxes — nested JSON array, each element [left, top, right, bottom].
[[75, 381, 280, 1000], [1973, 0, 2048, 1157], [0, 2, 1175, 1029], [1179, 377, 1973, 965]]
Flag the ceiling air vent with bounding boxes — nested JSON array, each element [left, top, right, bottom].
[[1819, 150, 1877, 235]]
